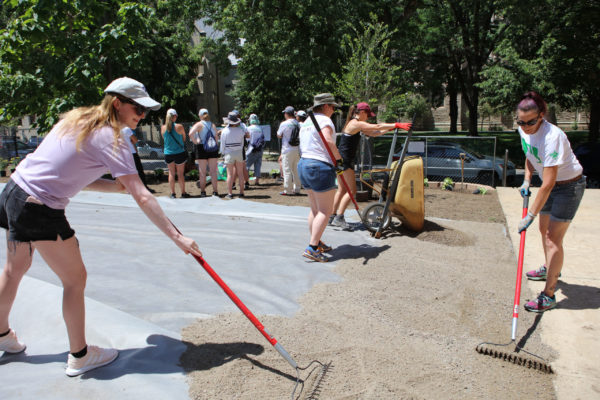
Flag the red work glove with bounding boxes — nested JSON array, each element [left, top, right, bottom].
[[394, 122, 412, 131]]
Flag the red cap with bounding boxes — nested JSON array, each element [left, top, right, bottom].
[[356, 102, 375, 117]]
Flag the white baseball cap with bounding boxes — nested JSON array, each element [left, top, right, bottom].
[[198, 108, 209, 116], [167, 108, 178, 116], [104, 77, 161, 111]]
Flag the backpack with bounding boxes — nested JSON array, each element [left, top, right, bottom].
[[288, 120, 300, 147], [201, 122, 219, 153], [250, 130, 265, 152]]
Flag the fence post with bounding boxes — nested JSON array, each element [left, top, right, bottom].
[[503, 149, 509, 187]]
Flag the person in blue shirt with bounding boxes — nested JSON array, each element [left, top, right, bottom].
[[161, 108, 190, 198]]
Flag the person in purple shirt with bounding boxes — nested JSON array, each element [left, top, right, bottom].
[[0, 77, 202, 376]]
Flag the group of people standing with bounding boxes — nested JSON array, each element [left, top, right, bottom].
[[0, 74, 587, 381], [159, 108, 266, 199]]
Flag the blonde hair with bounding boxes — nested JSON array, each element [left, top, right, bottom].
[[165, 112, 176, 131], [59, 95, 121, 151]]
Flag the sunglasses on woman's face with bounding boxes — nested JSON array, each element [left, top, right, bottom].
[[119, 97, 148, 116], [516, 115, 540, 126]]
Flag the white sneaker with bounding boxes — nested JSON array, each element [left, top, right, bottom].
[[0, 329, 26, 353], [65, 345, 118, 377]]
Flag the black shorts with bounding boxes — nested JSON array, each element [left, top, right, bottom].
[[339, 149, 356, 171], [194, 144, 219, 160], [164, 151, 188, 164], [0, 179, 75, 242]]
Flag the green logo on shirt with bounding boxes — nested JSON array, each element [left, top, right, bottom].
[[521, 138, 542, 164], [550, 151, 559, 160]]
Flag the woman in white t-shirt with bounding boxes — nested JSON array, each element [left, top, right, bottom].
[[515, 91, 585, 313], [220, 111, 249, 199], [0, 77, 201, 376], [297, 93, 343, 262]]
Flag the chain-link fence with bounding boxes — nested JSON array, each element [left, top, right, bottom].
[[359, 134, 515, 187], [2, 124, 515, 187]]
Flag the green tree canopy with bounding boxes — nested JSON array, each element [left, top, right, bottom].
[[333, 17, 405, 108], [0, 0, 202, 132]]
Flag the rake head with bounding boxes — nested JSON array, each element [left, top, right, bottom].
[[476, 342, 553, 374], [292, 360, 333, 400]]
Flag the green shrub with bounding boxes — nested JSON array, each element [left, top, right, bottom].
[[441, 177, 454, 190], [187, 169, 199, 180]]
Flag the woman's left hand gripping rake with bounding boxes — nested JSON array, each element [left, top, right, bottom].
[[475, 194, 553, 373], [172, 222, 332, 399]]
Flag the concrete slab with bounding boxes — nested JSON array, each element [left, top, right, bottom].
[[497, 187, 600, 400]]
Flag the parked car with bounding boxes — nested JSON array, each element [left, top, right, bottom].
[[393, 142, 516, 186], [0, 135, 36, 160], [136, 140, 164, 159], [27, 136, 44, 147]]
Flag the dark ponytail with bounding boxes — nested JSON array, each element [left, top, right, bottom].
[[517, 91, 547, 114], [342, 105, 357, 131]]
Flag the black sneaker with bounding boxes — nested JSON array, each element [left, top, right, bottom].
[[181, 192, 191, 198], [200, 192, 207, 198], [170, 193, 176, 199], [212, 192, 219, 197], [244, 182, 250, 190]]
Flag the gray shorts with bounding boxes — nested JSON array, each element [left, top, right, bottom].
[[0, 179, 75, 242], [540, 175, 586, 222]]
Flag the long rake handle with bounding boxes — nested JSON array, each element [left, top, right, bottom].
[[171, 222, 298, 369], [307, 111, 360, 212], [512, 195, 529, 341]]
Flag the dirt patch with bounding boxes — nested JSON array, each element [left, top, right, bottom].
[[180, 217, 555, 400], [171, 177, 554, 399]]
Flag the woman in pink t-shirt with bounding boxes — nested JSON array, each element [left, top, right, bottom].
[[0, 77, 202, 376]]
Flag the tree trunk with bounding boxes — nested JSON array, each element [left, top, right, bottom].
[[467, 89, 479, 136], [589, 94, 600, 143], [448, 81, 458, 134]]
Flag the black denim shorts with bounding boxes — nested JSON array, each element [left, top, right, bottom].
[[0, 179, 75, 242]]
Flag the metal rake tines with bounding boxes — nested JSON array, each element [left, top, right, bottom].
[[291, 360, 333, 400], [476, 343, 553, 373], [306, 362, 333, 400]]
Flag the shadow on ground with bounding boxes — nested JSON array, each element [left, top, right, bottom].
[[557, 281, 600, 310]]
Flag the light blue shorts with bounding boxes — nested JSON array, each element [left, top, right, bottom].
[[540, 175, 586, 222], [298, 158, 337, 193]]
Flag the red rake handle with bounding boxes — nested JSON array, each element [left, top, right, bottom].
[[307, 110, 360, 212], [511, 194, 529, 340], [171, 222, 298, 369]]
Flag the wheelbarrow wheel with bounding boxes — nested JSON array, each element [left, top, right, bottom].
[[362, 203, 391, 233]]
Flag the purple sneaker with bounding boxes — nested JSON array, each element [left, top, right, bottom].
[[524, 292, 557, 313]]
